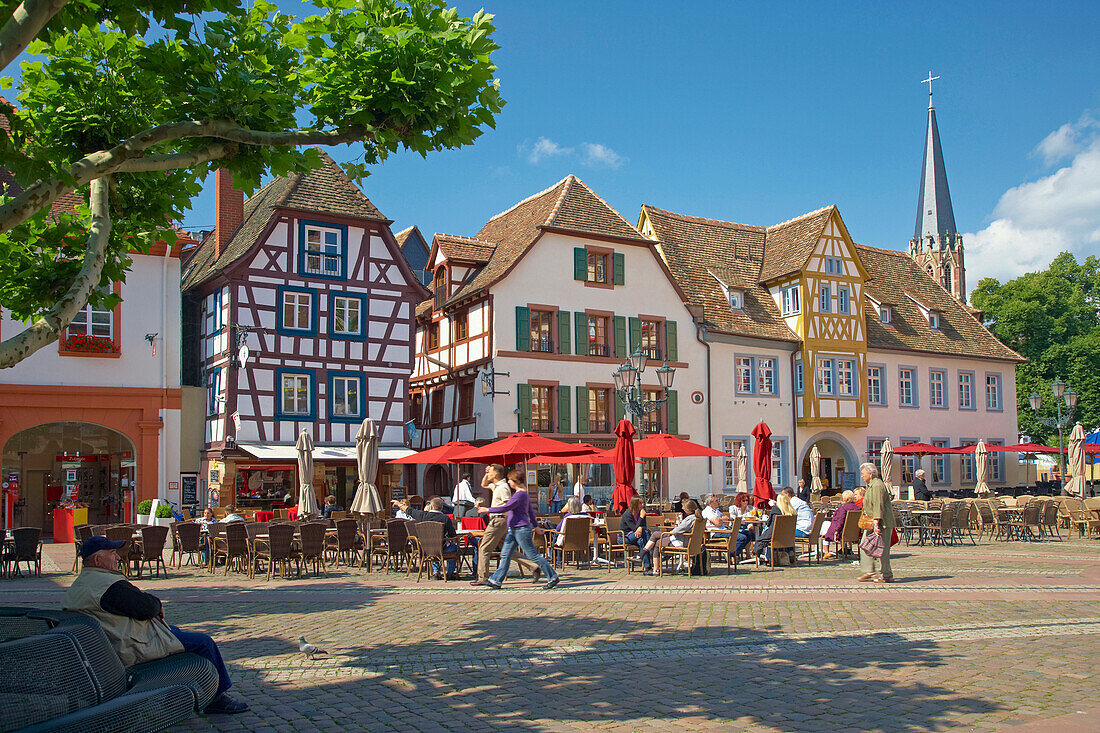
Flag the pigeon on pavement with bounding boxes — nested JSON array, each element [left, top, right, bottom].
[[298, 636, 327, 660]]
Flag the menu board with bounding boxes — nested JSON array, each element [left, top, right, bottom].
[[180, 474, 198, 506], [840, 471, 856, 492]]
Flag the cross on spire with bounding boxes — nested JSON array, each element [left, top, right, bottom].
[[922, 71, 940, 108]]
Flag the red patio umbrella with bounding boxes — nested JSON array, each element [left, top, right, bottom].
[[610, 420, 638, 514], [891, 442, 951, 455], [628, 433, 732, 459], [1005, 443, 1061, 454], [751, 422, 775, 508], [387, 441, 475, 464], [525, 444, 610, 464], [452, 433, 586, 465]]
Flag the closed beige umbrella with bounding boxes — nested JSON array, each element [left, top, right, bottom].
[[974, 440, 991, 496], [736, 444, 749, 494], [809, 444, 824, 496], [1066, 423, 1086, 497], [880, 438, 893, 487], [296, 430, 320, 517], [350, 418, 383, 515]]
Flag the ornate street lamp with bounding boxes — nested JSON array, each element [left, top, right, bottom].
[[1031, 377, 1078, 495], [612, 348, 675, 435]]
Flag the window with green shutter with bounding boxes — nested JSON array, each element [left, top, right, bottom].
[[613, 393, 625, 424], [628, 317, 642, 353], [574, 311, 588, 355], [613, 252, 625, 285], [558, 385, 571, 433], [574, 247, 587, 281], [665, 389, 678, 434], [614, 316, 627, 358], [515, 306, 530, 351], [575, 386, 589, 433], [665, 321, 678, 361], [557, 310, 571, 354], [517, 383, 531, 432]]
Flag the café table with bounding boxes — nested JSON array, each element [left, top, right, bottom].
[[910, 509, 942, 545], [254, 510, 274, 523]]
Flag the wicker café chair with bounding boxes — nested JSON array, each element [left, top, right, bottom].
[[1041, 500, 1063, 541], [759, 514, 796, 571], [104, 525, 135, 577], [252, 522, 297, 580], [407, 521, 459, 582], [657, 517, 706, 576], [298, 522, 328, 577], [839, 511, 863, 558], [794, 512, 827, 565], [133, 525, 169, 579], [212, 522, 250, 575], [378, 519, 411, 572], [173, 522, 202, 567], [550, 515, 593, 569], [326, 518, 363, 567], [704, 515, 742, 574], [596, 514, 628, 571], [72, 524, 93, 573], [6, 527, 43, 577]]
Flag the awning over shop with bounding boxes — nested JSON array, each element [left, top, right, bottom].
[[236, 443, 415, 462]]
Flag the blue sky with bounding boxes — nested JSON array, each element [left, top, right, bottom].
[[72, 3, 1100, 283]]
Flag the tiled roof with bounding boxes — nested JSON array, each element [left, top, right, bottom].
[[395, 226, 425, 252], [0, 96, 82, 218], [415, 298, 433, 319], [446, 175, 648, 305], [758, 206, 835, 283], [182, 151, 385, 289], [640, 205, 800, 342], [856, 243, 1024, 362], [435, 233, 496, 263]]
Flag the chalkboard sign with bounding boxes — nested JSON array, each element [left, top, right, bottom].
[[840, 471, 856, 492], [180, 474, 198, 506]]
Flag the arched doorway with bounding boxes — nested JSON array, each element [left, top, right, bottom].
[[2, 422, 136, 536], [799, 432, 859, 495], [423, 464, 452, 498]]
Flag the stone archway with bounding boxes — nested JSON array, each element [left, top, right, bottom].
[[799, 432, 859, 494]]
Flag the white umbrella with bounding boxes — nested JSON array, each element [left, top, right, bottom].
[[736, 444, 749, 494], [880, 438, 894, 487], [1066, 423, 1086, 497], [350, 418, 383, 514], [809, 444, 824, 495], [974, 440, 991, 496], [296, 430, 320, 517]]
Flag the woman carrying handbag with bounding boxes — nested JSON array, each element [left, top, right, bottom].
[[856, 462, 895, 583]]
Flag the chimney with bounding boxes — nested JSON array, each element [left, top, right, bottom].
[[214, 169, 244, 259]]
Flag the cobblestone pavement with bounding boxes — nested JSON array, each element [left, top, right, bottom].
[[10, 536, 1100, 732]]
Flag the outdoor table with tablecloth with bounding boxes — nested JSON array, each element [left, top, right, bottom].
[[253, 510, 274, 523]]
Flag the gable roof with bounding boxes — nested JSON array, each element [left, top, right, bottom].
[[446, 174, 649, 305], [434, 233, 497, 264], [640, 205, 799, 342], [395, 225, 427, 253], [856, 243, 1023, 362], [182, 151, 386, 289], [758, 206, 835, 283]]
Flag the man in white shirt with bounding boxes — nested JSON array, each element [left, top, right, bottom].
[[701, 494, 730, 535], [452, 472, 476, 519], [785, 488, 814, 537], [573, 473, 586, 500]]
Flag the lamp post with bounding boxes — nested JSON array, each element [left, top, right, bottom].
[[1029, 377, 1079, 495], [612, 348, 675, 434]]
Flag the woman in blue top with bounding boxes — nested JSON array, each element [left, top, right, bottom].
[[479, 470, 561, 590]]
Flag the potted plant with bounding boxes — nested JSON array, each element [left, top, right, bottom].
[[154, 504, 174, 527], [136, 499, 153, 524]]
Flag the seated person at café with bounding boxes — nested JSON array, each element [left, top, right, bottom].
[[64, 536, 248, 714], [726, 492, 756, 555], [321, 495, 343, 519], [642, 500, 701, 567], [752, 494, 797, 565], [671, 491, 690, 515], [821, 489, 860, 559], [785, 487, 815, 539], [194, 507, 218, 527], [221, 506, 244, 523], [581, 495, 596, 512], [620, 496, 653, 573], [702, 494, 730, 536], [854, 486, 865, 508], [399, 496, 459, 579], [552, 497, 592, 565]]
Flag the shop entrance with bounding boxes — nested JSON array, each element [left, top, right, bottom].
[[2, 422, 136, 537]]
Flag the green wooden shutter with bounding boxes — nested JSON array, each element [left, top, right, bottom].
[[576, 386, 589, 433], [628, 317, 642, 353], [613, 393, 625, 424], [613, 316, 627, 358], [574, 311, 588, 355], [557, 310, 571, 354], [574, 247, 587, 281], [517, 383, 531, 432], [665, 320, 678, 361], [558, 385, 571, 433], [613, 252, 625, 285], [665, 389, 678, 434], [515, 306, 530, 351]]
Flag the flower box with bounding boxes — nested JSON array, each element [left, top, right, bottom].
[[62, 334, 116, 353]]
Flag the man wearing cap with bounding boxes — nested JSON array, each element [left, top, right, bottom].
[[64, 536, 248, 715]]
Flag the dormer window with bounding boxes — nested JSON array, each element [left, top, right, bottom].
[[880, 306, 892, 325], [929, 310, 941, 331], [728, 288, 744, 311], [433, 267, 447, 309]]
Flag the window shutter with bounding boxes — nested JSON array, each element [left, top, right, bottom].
[[557, 310, 571, 354], [613, 393, 625, 424], [515, 306, 530, 351], [665, 320, 678, 361], [614, 316, 627, 358], [574, 311, 588, 355], [576, 386, 589, 433], [517, 383, 531, 432], [628, 317, 642, 352], [665, 390, 678, 434], [574, 247, 587, 281], [558, 385, 571, 433], [613, 252, 625, 285]]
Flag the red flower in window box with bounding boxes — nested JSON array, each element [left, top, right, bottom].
[[62, 334, 116, 353]]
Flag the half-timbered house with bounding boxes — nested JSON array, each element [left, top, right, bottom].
[[182, 154, 426, 509]]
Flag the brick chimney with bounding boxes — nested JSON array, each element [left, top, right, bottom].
[[213, 169, 244, 259]]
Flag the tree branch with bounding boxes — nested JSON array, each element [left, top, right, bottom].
[[0, 0, 69, 72], [114, 141, 233, 172], [0, 175, 111, 369]]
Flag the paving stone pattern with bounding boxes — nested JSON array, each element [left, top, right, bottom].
[[10, 536, 1100, 732]]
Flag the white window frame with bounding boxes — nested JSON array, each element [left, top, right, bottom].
[[985, 373, 1002, 411], [722, 437, 747, 492], [331, 375, 361, 418], [899, 367, 916, 407], [929, 369, 946, 409], [770, 439, 786, 487], [929, 311, 940, 330], [930, 438, 951, 485], [282, 291, 312, 331], [735, 356, 755, 394], [867, 438, 885, 477], [757, 357, 777, 396], [331, 295, 361, 336], [281, 373, 312, 416], [838, 286, 850, 314], [820, 284, 831, 313], [958, 371, 974, 410], [816, 357, 835, 396], [303, 225, 344, 277], [728, 289, 744, 310], [836, 359, 856, 396], [867, 365, 884, 405], [69, 301, 114, 339], [781, 285, 801, 316], [794, 361, 804, 395]]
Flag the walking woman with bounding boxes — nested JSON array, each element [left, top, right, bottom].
[[857, 462, 895, 583], [480, 471, 560, 589]]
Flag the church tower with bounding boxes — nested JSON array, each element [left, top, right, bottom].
[[908, 74, 966, 303]]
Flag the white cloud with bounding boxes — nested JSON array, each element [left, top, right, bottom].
[[580, 142, 627, 169], [964, 111, 1100, 287], [519, 137, 573, 164]]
